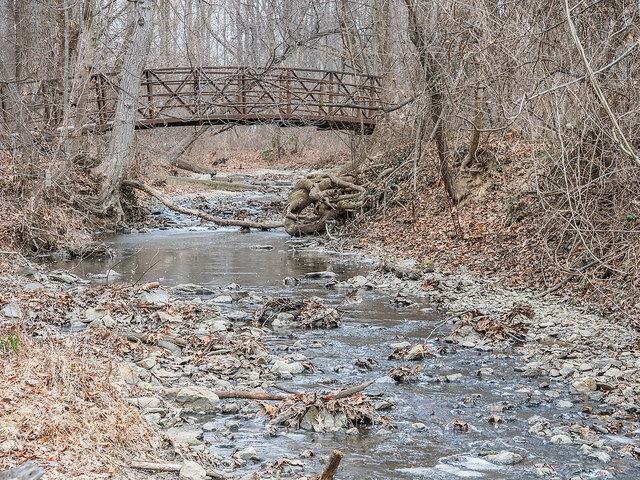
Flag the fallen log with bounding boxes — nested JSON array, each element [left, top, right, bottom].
[[316, 450, 343, 480], [130, 461, 227, 479], [213, 380, 375, 402], [214, 390, 288, 401], [325, 379, 375, 400], [124, 179, 283, 230]]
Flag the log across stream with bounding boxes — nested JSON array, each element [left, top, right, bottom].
[[48, 192, 640, 480]]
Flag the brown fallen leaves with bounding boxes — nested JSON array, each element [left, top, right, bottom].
[[0, 331, 161, 478], [454, 304, 533, 342]]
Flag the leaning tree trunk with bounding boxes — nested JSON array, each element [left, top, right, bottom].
[[95, 0, 154, 212]]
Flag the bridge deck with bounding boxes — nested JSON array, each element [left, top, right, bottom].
[[10, 66, 383, 134]]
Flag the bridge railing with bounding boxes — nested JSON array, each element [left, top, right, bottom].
[[3, 66, 382, 134], [93, 66, 382, 131]]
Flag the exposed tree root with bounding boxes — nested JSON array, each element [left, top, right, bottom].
[[123, 179, 283, 230], [284, 165, 366, 236]]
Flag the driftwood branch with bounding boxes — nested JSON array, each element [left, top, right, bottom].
[[325, 379, 375, 400], [316, 450, 343, 480], [213, 380, 375, 402], [214, 390, 288, 400], [123, 179, 283, 230], [535, 260, 598, 298], [130, 461, 227, 479]]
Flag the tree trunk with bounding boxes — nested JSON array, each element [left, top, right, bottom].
[[162, 124, 217, 174], [404, 0, 460, 205], [96, 0, 155, 212]]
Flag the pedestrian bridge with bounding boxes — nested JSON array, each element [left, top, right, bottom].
[[11, 66, 383, 135]]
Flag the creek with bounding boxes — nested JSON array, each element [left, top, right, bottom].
[[51, 193, 640, 480]]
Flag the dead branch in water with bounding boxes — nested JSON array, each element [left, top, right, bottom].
[[123, 179, 283, 230]]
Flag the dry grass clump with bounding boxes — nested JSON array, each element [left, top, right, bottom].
[[0, 331, 161, 478]]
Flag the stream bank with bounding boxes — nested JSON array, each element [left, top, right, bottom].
[[2, 168, 640, 480]]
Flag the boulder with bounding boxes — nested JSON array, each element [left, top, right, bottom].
[[485, 451, 524, 465], [138, 289, 170, 306], [171, 386, 220, 413], [179, 461, 207, 480], [165, 426, 203, 446]]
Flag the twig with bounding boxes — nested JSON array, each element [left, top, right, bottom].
[[527, 41, 638, 102], [563, 0, 639, 165], [535, 260, 598, 298]]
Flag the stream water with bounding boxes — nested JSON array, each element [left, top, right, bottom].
[[52, 221, 640, 479]]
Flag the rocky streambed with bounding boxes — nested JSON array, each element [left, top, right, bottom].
[[3, 172, 640, 480]]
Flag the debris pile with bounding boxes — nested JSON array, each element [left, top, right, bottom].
[[255, 298, 341, 329], [453, 304, 533, 343], [259, 381, 386, 432]]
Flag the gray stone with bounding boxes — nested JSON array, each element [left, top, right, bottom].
[[171, 284, 215, 295], [272, 360, 305, 374], [588, 451, 611, 463], [300, 406, 349, 431], [166, 426, 203, 446], [82, 308, 109, 323], [24, 282, 43, 291], [210, 318, 230, 332], [349, 275, 368, 287], [138, 289, 170, 306], [212, 295, 233, 304], [389, 341, 411, 349], [1, 302, 21, 318], [412, 422, 427, 430], [571, 377, 597, 394], [485, 451, 524, 465], [556, 400, 574, 408], [127, 397, 161, 410], [179, 460, 206, 480], [406, 344, 427, 360], [137, 357, 157, 369], [550, 434, 572, 444], [225, 419, 240, 431], [170, 386, 220, 413], [446, 373, 463, 382], [234, 447, 260, 462], [49, 270, 82, 283]]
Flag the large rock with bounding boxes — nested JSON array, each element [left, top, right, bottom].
[[300, 407, 349, 431], [406, 344, 427, 360], [138, 289, 170, 306], [272, 360, 305, 375], [179, 460, 207, 480], [485, 451, 524, 465], [170, 386, 220, 413], [571, 377, 597, 394], [165, 426, 203, 446]]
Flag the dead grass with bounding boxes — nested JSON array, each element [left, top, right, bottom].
[[0, 331, 161, 478]]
